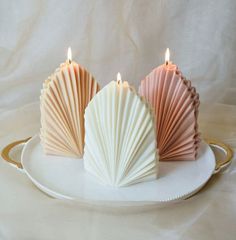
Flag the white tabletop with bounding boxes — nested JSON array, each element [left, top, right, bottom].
[[0, 102, 235, 240]]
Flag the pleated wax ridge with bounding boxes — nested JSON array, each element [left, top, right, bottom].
[[139, 66, 200, 161], [40, 62, 100, 158], [84, 81, 159, 187]]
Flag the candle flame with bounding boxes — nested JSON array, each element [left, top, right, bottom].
[[117, 72, 122, 84], [165, 48, 170, 65], [67, 47, 72, 63]]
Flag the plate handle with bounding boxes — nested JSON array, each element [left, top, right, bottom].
[[1, 137, 31, 169], [205, 138, 233, 174]]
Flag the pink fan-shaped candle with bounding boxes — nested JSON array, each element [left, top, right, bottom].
[[40, 48, 100, 158], [139, 49, 200, 161]]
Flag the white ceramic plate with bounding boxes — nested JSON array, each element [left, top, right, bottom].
[[20, 135, 216, 205]]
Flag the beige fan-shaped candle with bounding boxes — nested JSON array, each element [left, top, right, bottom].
[[84, 73, 158, 187], [40, 48, 100, 158], [139, 49, 200, 161]]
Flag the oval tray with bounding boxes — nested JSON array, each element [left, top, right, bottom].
[[1, 135, 233, 205]]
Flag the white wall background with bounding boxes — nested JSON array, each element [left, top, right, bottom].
[[1, 0, 236, 111]]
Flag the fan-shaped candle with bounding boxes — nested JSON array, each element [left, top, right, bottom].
[[139, 48, 200, 161], [84, 73, 159, 187], [40, 47, 100, 158]]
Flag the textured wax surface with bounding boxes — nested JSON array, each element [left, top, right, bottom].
[[0, 0, 236, 239], [139, 65, 200, 161], [84, 81, 158, 187], [40, 62, 99, 157]]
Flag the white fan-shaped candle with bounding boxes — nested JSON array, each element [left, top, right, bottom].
[[84, 73, 159, 187], [139, 49, 200, 161], [40, 48, 100, 158]]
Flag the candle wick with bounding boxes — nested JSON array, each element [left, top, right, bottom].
[[165, 61, 168, 66], [69, 59, 72, 64]]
